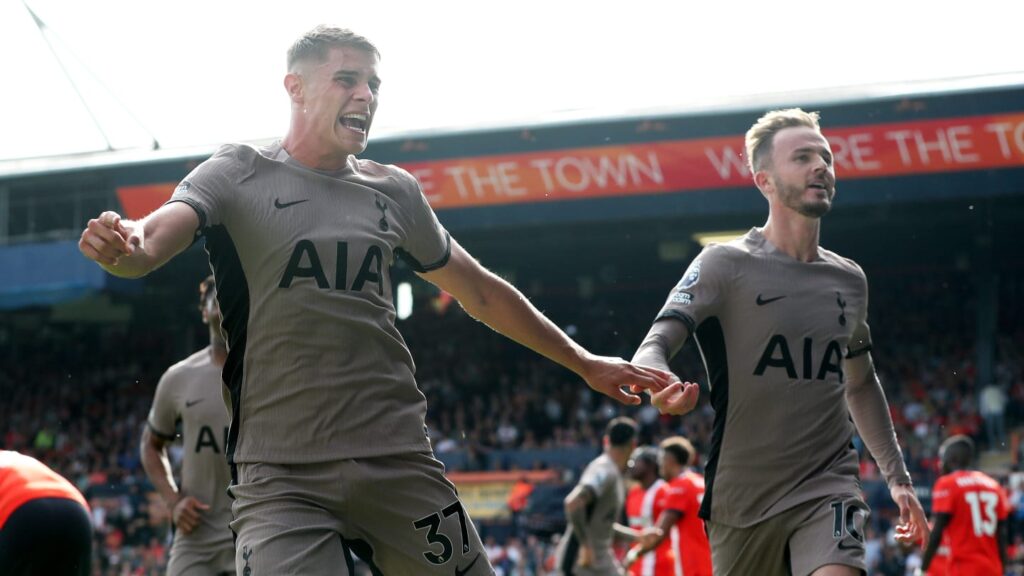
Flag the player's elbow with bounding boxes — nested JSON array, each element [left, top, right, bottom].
[[455, 273, 508, 320]]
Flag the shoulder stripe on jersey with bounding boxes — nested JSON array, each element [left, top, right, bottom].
[[395, 231, 451, 273], [204, 225, 249, 471], [696, 317, 727, 522], [146, 421, 176, 441]]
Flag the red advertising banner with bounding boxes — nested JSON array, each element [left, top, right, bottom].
[[117, 113, 1024, 219]]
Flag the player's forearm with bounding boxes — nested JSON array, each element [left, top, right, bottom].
[[845, 358, 911, 487], [96, 204, 198, 278], [998, 521, 1009, 568], [612, 522, 640, 542], [632, 320, 689, 384], [140, 441, 180, 507], [99, 240, 159, 278], [632, 334, 676, 376], [920, 517, 949, 571]]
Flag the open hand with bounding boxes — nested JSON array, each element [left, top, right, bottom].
[[891, 484, 929, 546], [651, 381, 701, 415], [581, 355, 673, 405]]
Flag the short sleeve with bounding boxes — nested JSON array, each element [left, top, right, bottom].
[[165, 144, 240, 232], [394, 169, 450, 272], [656, 244, 732, 332], [147, 369, 180, 441], [579, 460, 615, 498], [663, 480, 690, 515], [931, 476, 954, 515]]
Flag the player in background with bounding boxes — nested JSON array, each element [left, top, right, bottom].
[[141, 276, 234, 575], [919, 435, 1008, 576], [556, 417, 640, 575], [0, 450, 92, 575], [623, 446, 671, 576], [79, 26, 671, 575], [627, 436, 712, 576], [631, 108, 928, 575]]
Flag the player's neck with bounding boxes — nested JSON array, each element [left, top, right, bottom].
[[208, 338, 227, 367], [609, 449, 632, 472], [281, 132, 350, 172], [762, 210, 821, 262]]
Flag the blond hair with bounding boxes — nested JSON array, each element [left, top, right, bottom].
[[745, 108, 821, 174], [287, 26, 380, 71]]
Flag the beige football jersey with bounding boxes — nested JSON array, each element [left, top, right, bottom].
[[168, 142, 450, 465], [147, 347, 233, 557], [555, 453, 626, 571], [656, 228, 873, 528]]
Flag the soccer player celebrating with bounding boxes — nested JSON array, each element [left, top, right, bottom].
[[632, 108, 929, 575], [79, 26, 670, 575], [919, 435, 1009, 576], [141, 276, 234, 575]]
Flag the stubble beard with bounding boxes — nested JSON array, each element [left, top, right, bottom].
[[777, 177, 833, 219]]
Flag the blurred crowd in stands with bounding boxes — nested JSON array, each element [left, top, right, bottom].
[[0, 269, 1021, 575]]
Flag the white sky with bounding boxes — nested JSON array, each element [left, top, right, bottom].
[[2, 0, 1022, 161]]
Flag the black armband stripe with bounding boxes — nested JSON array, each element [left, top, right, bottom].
[[846, 344, 873, 359], [655, 310, 696, 334], [146, 421, 176, 441], [396, 231, 451, 272]]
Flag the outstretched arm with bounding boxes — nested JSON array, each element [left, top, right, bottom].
[[420, 239, 672, 404], [845, 352, 929, 545], [632, 319, 700, 415], [79, 203, 199, 278], [625, 508, 680, 566]]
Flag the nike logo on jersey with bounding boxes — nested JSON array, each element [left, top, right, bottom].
[[756, 294, 786, 305], [837, 539, 863, 551], [454, 553, 481, 576], [274, 198, 309, 209], [185, 398, 204, 408]]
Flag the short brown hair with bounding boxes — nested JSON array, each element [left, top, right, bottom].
[[745, 108, 821, 174], [287, 26, 380, 70], [606, 417, 639, 447], [660, 436, 696, 467]]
